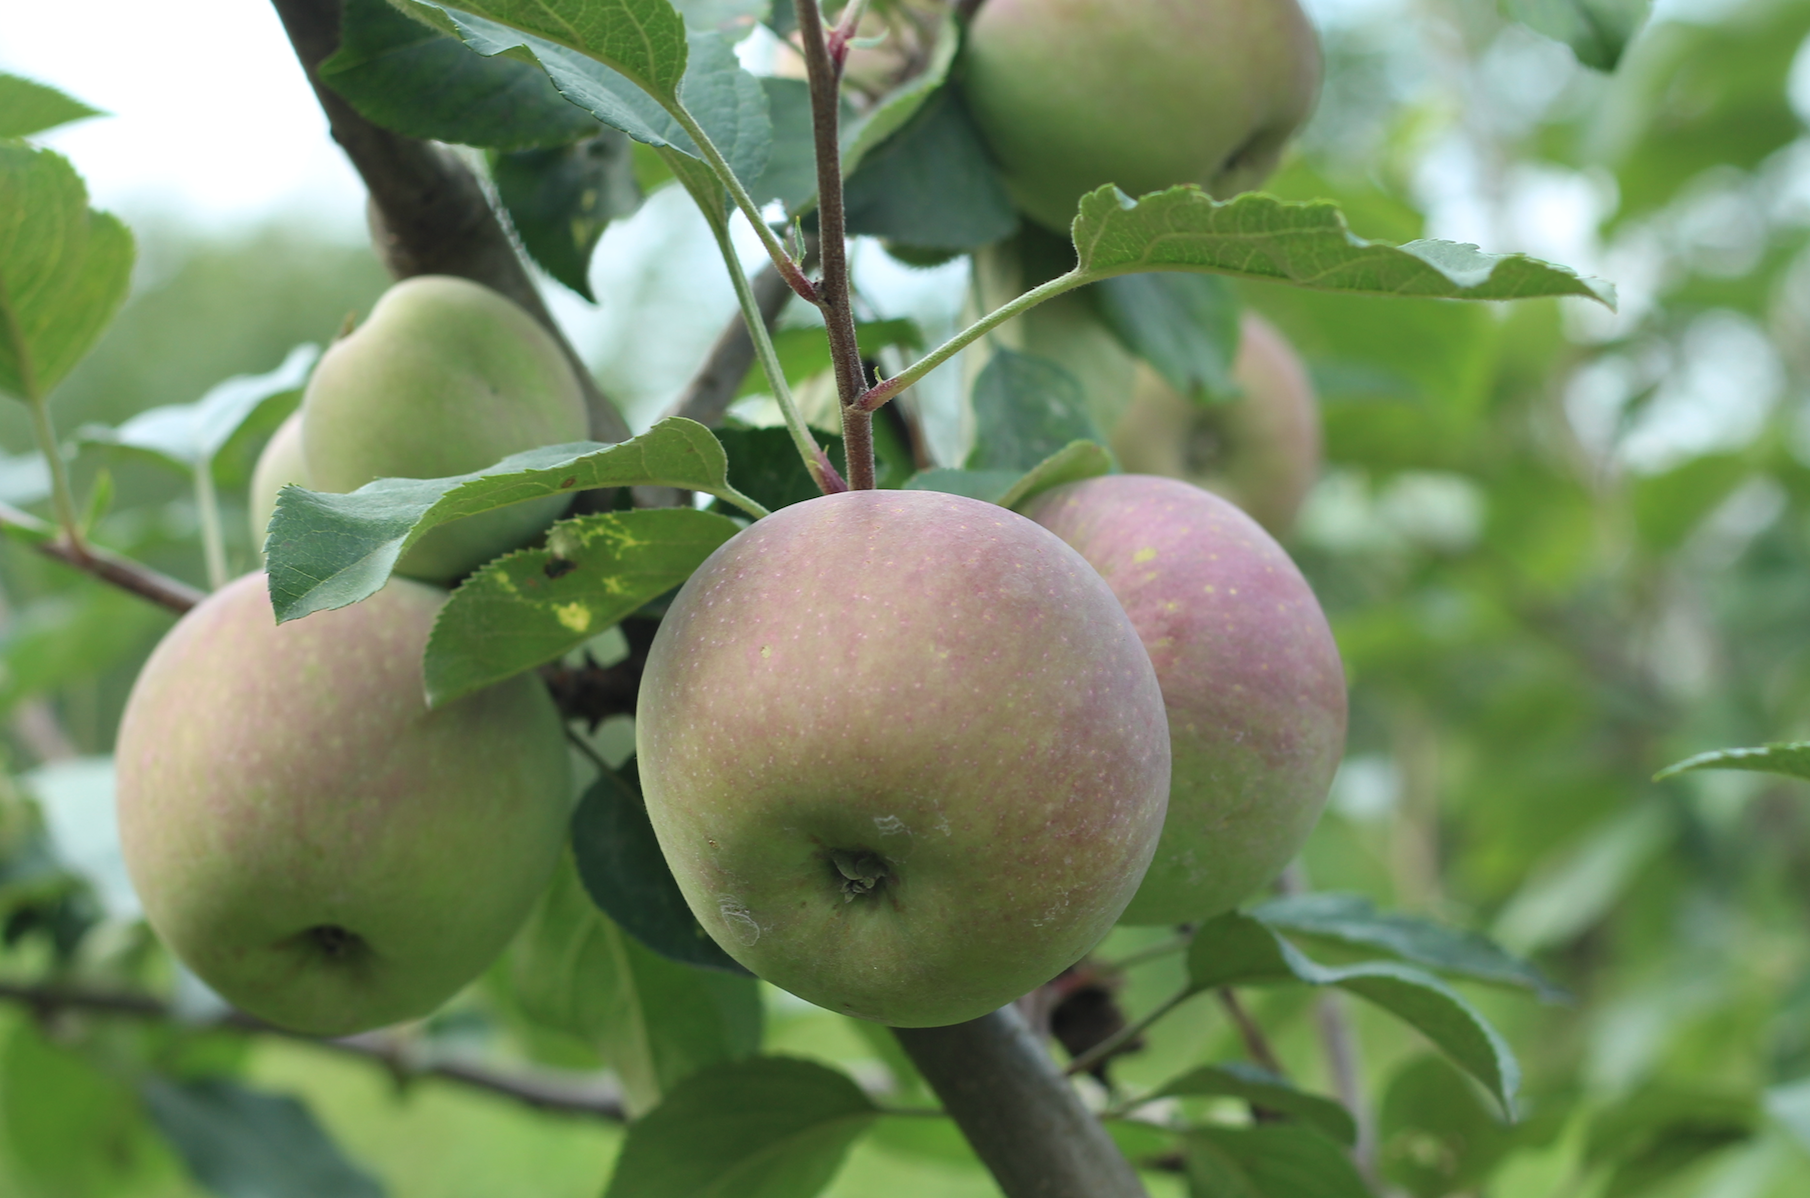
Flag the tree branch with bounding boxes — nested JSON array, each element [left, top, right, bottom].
[[0, 502, 203, 614], [267, 0, 631, 445], [893, 1007, 1149, 1198], [1217, 988, 1284, 1075], [0, 981, 627, 1121]]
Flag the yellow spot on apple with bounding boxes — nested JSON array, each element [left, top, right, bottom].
[[553, 602, 592, 633], [761, 645, 772, 659], [1133, 547, 1158, 563]]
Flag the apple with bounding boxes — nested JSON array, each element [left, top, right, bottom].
[[962, 0, 1322, 231], [1110, 311, 1324, 538], [115, 573, 574, 1037], [247, 411, 307, 553], [635, 489, 1171, 1027], [300, 275, 589, 583], [1022, 474, 1346, 924]]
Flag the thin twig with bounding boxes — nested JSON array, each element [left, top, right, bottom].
[[1063, 985, 1192, 1079], [793, 0, 876, 489], [268, 0, 631, 444], [0, 981, 628, 1121], [1217, 988, 1284, 1075], [0, 501, 203, 614], [1280, 863, 1374, 1170]]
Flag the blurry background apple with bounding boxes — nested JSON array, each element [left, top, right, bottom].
[[1110, 311, 1324, 538]]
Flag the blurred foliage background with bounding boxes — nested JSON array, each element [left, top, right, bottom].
[[8, 0, 1810, 1195]]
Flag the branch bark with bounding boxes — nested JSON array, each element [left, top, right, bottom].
[[267, 0, 631, 444], [893, 1007, 1149, 1198], [0, 502, 203, 614], [0, 981, 627, 1120]]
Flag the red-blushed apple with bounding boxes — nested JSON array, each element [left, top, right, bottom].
[[1023, 475, 1346, 923], [115, 573, 573, 1037], [300, 275, 589, 583], [1111, 311, 1324, 538], [963, 0, 1322, 231], [635, 489, 1172, 1027]]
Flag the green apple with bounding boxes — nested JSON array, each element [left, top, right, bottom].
[[1023, 474, 1346, 923], [115, 573, 573, 1037], [963, 0, 1322, 231], [1111, 312, 1323, 537], [247, 411, 307, 554], [300, 275, 589, 583], [636, 490, 1171, 1027]]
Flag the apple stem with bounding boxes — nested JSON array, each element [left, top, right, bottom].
[[794, 0, 878, 490], [893, 1007, 1151, 1198]]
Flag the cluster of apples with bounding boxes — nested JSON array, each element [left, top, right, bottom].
[[113, 0, 1340, 1037]]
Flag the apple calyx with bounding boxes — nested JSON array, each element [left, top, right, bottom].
[[830, 849, 891, 902]]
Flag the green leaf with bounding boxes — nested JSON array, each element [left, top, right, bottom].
[[0, 145, 136, 400], [0, 583, 175, 715], [492, 129, 641, 299], [1500, 0, 1650, 71], [603, 1057, 879, 1198], [1377, 1055, 1523, 1198], [0, 74, 103, 139], [838, 12, 959, 178], [571, 765, 747, 972], [141, 1077, 385, 1198], [77, 343, 318, 477], [671, 0, 768, 28], [429, 7, 769, 192], [1489, 803, 1673, 954], [1251, 892, 1566, 1001], [967, 348, 1105, 473], [1094, 273, 1241, 400], [507, 852, 762, 1115], [1149, 1062, 1356, 1147], [0, 1018, 170, 1195], [714, 425, 842, 512], [1185, 1124, 1374, 1198], [424, 507, 738, 704], [997, 440, 1115, 510], [433, 0, 691, 105], [264, 417, 762, 624], [1583, 1088, 1756, 1198], [1654, 741, 1810, 783], [1068, 187, 1614, 308], [750, 77, 821, 212], [1185, 913, 1520, 1118], [842, 85, 1018, 254], [322, 0, 602, 149], [902, 440, 1112, 510]]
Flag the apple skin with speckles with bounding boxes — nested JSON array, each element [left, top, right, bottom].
[[634, 489, 1171, 1027], [1023, 475, 1346, 923], [115, 573, 573, 1037]]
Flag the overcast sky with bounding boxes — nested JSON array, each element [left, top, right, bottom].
[[0, 0, 368, 235]]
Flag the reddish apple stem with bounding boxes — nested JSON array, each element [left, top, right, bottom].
[[794, 0, 877, 490], [893, 1008, 1150, 1198]]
